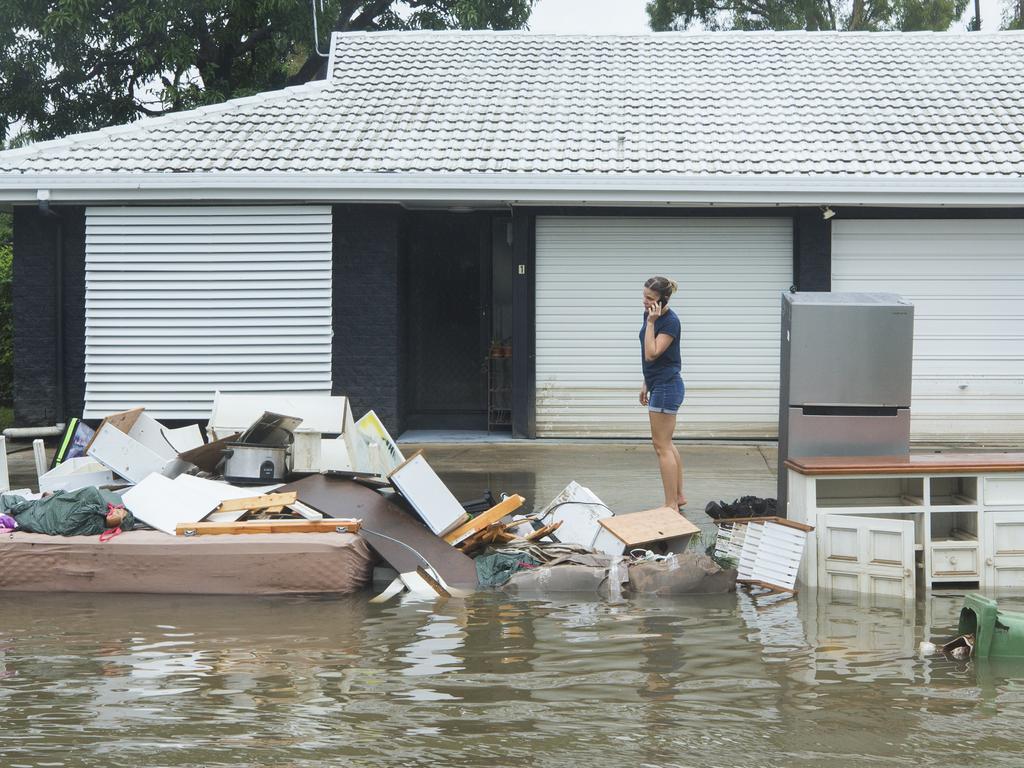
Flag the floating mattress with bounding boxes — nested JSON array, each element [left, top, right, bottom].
[[0, 530, 375, 595]]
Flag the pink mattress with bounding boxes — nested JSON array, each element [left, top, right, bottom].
[[0, 530, 375, 595]]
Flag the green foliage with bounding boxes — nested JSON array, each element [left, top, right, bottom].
[[1005, 0, 1024, 27], [0, 212, 11, 405], [1, 0, 535, 145], [646, 0, 969, 30]]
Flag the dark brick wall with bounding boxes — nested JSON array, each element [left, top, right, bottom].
[[793, 208, 831, 291], [12, 205, 86, 426], [331, 204, 404, 434]]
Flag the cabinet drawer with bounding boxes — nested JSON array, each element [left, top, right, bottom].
[[931, 543, 979, 577], [984, 477, 1024, 506]]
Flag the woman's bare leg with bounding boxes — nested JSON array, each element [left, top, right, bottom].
[[672, 442, 686, 507], [649, 411, 681, 510]]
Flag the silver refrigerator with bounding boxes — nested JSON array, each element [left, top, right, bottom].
[[778, 292, 915, 513]]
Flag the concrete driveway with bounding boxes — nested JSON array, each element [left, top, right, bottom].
[[420, 440, 778, 540], [7, 438, 778, 541]]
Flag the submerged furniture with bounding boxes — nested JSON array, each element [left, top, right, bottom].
[[787, 453, 1024, 599], [713, 516, 814, 594], [958, 593, 1024, 658]]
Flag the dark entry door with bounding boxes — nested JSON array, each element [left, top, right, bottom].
[[405, 212, 489, 429]]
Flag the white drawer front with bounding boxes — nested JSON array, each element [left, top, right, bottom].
[[984, 477, 1024, 506], [931, 544, 979, 577]]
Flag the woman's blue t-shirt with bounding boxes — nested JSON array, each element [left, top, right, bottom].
[[639, 309, 682, 386]]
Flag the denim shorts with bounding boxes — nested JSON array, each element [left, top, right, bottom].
[[648, 376, 685, 414]]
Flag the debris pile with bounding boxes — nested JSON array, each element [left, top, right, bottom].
[[0, 391, 745, 599]]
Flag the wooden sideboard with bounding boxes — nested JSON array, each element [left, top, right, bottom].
[[786, 453, 1024, 598]]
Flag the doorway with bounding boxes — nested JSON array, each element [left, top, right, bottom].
[[402, 211, 516, 432]]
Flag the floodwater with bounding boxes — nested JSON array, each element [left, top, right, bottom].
[[3, 589, 1024, 768]]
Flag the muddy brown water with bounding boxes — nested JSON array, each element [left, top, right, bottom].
[[3, 588, 1024, 768]]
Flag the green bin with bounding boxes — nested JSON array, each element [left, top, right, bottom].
[[958, 593, 1024, 658]]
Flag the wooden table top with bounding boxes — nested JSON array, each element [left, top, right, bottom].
[[785, 453, 1024, 476]]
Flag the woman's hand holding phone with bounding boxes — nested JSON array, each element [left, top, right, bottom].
[[647, 300, 664, 322]]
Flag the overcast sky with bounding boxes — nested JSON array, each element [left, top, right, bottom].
[[528, 0, 1007, 33]]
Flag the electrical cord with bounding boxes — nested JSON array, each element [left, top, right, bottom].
[[359, 526, 440, 576], [536, 499, 615, 523]]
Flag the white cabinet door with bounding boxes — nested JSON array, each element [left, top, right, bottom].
[[983, 511, 1024, 588], [818, 514, 916, 599]]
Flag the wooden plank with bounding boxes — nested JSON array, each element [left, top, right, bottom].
[[414, 566, 451, 598], [525, 520, 562, 542], [443, 494, 525, 544], [598, 507, 699, 546], [176, 518, 360, 536], [712, 515, 814, 532], [215, 492, 297, 513], [786, 452, 1024, 476]]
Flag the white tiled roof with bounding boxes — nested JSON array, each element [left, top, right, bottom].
[[2, 31, 1024, 200]]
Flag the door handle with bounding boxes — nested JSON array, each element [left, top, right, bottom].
[[904, 568, 912, 577], [986, 557, 994, 566]]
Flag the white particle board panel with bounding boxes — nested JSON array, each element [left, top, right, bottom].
[[122, 474, 223, 535], [388, 454, 469, 537]]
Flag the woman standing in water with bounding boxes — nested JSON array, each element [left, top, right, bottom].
[[639, 276, 686, 512]]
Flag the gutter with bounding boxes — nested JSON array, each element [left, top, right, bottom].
[[0, 171, 1023, 207]]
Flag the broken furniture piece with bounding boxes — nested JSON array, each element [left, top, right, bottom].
[[787, 452, 1024, 598], [176, 518, 360, 536], [539, 481, 622, 556], [86, 407, 204, 484], [442, 494, 525, 545], [387, 451, 470, 537], [38, 456, 113, 494], [122, 474, 281, 535], [278, 474, 479, 589], [714, 516, 813, 594], [598, 507, 699, 556]]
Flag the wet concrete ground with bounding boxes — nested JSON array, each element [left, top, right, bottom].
[[6, 438, 777, 541], [419, 440, 778, 540]]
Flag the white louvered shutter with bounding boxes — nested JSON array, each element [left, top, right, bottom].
[[83, 205, 332, 419], [535, 217, 792, 438]]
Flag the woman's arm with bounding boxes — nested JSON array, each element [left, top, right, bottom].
[[644, 309, 675, 362]]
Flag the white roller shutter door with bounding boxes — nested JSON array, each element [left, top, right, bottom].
[[84, 205, 332, 419], [535, 217, 792, 438], [832, 219, 1024, 444]]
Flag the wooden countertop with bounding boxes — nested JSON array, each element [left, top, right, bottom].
[[786, 453, 1024, 476]]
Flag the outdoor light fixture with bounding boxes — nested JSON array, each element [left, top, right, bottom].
[[822, 206, 836, 220]]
